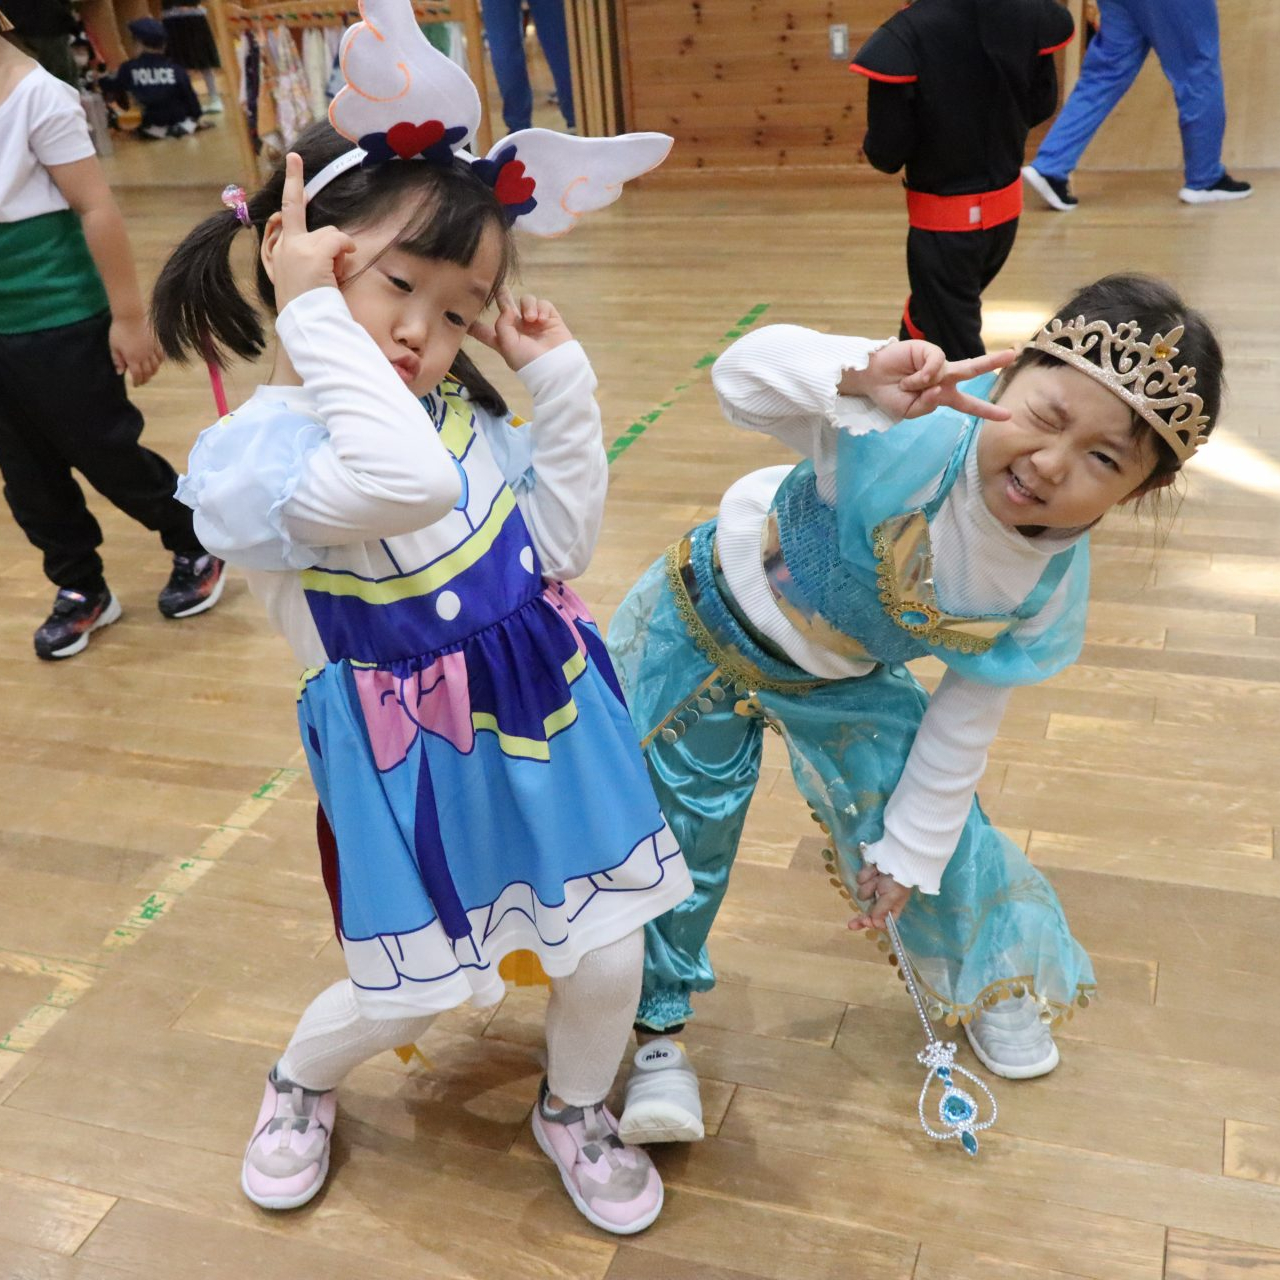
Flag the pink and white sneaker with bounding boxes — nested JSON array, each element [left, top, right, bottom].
[[531, 1079, 664, 1235], [240, 1067, 337, 1210]]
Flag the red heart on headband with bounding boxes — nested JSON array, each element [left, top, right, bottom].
[[386, 120, 447, 160], [494, 160, 536, 206]]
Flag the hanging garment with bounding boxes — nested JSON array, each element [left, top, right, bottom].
[[301, 26, 329, 120]]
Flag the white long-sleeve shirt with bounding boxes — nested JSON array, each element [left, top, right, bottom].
[[711, 325, 1084, 893], [181, 287, 607, 668]]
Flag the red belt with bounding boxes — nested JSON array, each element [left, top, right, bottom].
[[905, 177, 1023, 232]]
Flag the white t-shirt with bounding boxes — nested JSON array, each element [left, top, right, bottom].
[[0, 65, 95, 224]]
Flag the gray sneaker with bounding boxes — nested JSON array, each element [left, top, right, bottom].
[[618, 1037, 704, 1144], [964, 994, 1060, 1079]]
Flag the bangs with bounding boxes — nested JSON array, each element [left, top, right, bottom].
[[396, 190, 490, 266], [383, 167, 515, 304]]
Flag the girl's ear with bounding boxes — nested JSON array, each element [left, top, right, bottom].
[[260, 210, 284, 283]]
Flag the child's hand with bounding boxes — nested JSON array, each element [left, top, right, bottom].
[[840, 341, 1016, 423], [109, 313, 162, 386], [267, 153, 357, 310], [468, 288, 573, 372], [848, 862, 912, 931]]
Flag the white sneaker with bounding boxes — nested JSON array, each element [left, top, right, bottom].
[[963, 994, 1060, 1079], [617, 1038, 704, 1145]]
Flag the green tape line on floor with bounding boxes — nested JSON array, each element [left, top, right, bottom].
[[606, 303, 771, 465]]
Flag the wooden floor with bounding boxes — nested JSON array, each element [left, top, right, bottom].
[[2, 114, 1279, 1278]]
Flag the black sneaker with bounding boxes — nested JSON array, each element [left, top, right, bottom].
[[1021, 165, 1078, 211], [158, 553, 226, 619], [1179, 173, 1253, 204], [34, 587, 122, 660]]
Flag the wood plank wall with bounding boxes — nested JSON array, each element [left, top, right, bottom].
[[618, 0, 1273, 177], [619, 0, 881, 174]]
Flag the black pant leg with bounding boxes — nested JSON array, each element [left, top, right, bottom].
[[979, 219, 1020, 295], [903, 225, 1008, 359], [0, 329, 108, 594], [5, 314, 204, 564]]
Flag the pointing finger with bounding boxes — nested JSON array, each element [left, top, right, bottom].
[[280, 152, 308, 237], [945, 347, 1017, 383]]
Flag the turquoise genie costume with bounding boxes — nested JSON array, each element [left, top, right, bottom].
[[608, 375, 1096, 1033]]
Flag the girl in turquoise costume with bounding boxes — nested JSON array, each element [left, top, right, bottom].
[[608, 274, 1223, 1145], [152, 0, 687, 1235]]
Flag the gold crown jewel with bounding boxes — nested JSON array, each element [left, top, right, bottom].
[[1027, 316, 1210, 462]]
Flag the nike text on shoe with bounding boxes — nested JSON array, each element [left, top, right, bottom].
[[618, 1037, 705, 1145]]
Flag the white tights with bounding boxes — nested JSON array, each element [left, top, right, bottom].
[[276, 929, 643, 1107]]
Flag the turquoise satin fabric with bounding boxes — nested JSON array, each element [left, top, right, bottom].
[[608, 553, 1096, 1032]]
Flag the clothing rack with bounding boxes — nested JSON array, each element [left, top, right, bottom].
[[205, 0, 492, 180]]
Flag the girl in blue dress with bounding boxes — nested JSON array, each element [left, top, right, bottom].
[[607, 274, 1224, 1145], [151, 0, 687, 1232]]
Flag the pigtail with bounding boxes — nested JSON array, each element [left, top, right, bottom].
[[449, 349, 509, 417], [152, 207, 266, 369]]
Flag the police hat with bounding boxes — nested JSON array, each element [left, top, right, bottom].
[[127, 16, 167, 46]]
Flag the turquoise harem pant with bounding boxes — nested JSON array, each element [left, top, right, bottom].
[[607, 544, 1095, 1034]]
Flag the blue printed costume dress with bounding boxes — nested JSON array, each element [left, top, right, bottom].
[[178, 289, 690, 1019], [608, 328, 1095, 1034]]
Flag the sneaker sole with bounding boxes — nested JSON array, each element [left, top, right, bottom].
[[41, 594, 123, 660], [163, 568, 227, 619], [617, 1102, 705, 1146], [963, 1025, 1060, 1080], [1021, 165, 1077, 212], [1178, 186, 1253, 204], [240, 1148, 330, 1212], [531, 1108, 664, 1235]]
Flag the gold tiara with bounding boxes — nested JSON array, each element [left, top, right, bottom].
[[1026, 316, 1209, 463]]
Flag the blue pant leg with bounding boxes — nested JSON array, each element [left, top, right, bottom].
[[607, 559, 766, 1031], [527, 0, 575, 128], [1032, 0, 1150, 180], [635, 696, 765, 1031], [1144, 0, 1226, 188], [483, 0, 534, 133]]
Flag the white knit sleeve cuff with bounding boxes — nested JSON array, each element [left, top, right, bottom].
[[829, 337, 898, 437], [861, 831, 950, 896]]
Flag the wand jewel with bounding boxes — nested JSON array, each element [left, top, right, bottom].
[[861, 843, 998, 1155]]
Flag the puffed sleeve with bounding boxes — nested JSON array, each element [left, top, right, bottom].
[[712, 324, 897, 454], [175, 404, 330, 571]]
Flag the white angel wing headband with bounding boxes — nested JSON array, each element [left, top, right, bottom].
[[303, 0, 672, 236]]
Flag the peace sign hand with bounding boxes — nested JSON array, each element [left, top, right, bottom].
[[839, 340, 1017, 424], [267, 153, 358, 311]]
